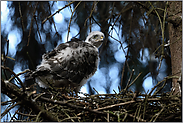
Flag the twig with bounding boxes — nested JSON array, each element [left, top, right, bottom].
[[127, 72, 142, 89], [2, 39, 10, 80], [10, 109, 19, 121], [125, 69, 135, 90], [36, 111, 42, 122], [18, 2, 25, 32], [120, 60, 126, 91], [26, 52, 36, 69], [42, 1, 75, 24], [143, 95, 148, 119], [32, 93, 46, 102], [148, 75, 178, 96], [137, 104, 141, 122], [62, 109, 75, 122], [122, 112, 128, 122], [133, 105, 138, 121], [107, 2, 115, 30], [89, 15, 92, 32], [8, 69, 30, 82], [34, 15, 42, 42], [153, 36, 182, 55], [108, 5, 133, 36], [136, 1, 178, 25], [106, 110, 110, 122], [158, 2, 168, 71], [91, 15, 102, 28], [47, 2, 59, 38], [129, 109, 146, 122], [38, 96, 107, 115], [153, 80, 167, 95], [1, 98, 17, 105], [67, 1, 82, 42], [94, 100, 136, 111], [108, 34, 123, 47], [150, 106, 165, 122], [93, 87, 99, 94], [67, 1, 73, 13], [16, 111, 37, 117], [5, 56, 15, 61], [1, 66, 26, 92], [2, 79, 59, 121], [60, 117, 81, 122], [1, 102, 21, 118], [84, 1, 98, 27], [27, 2, 38, 46]]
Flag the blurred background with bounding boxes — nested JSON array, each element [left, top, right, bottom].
[[1, 1, 172, 121]]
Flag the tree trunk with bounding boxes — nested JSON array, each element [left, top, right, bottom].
[[168, 1, 182, 96]]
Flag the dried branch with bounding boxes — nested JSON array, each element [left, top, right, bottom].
[[47, 2, 59, 38], [34, 15, 42, 42], [2, 39, 9, 80], [84, 1, 98, 27], [1, 79, 58, 122], [148, 2, 168, 72], [38, 96, 108, 115], [2, 74, 181, 122], [67, 1, 82, 42], [1, 66, 26, 92], [42, 1, 75, 24], [16, 111, 37, 117], [94, 100, 136, 111], [18, 2, 25, 32], [1, 102, 21, 118], [120, 61, 126, 89], [138, 1, 182, 26], [8, 69, 30, 83], [150, 105, 165, 122], [124, 69, 135, 90], [60, 116, 81, 122], [128, 72, 142, 88], [1, 98, 17, 105], [27, 2, 38, 46]]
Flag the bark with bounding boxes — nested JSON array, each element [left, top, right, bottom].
[[168, 1, 182, 96]]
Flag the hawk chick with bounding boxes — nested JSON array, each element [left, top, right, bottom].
[[27, 31, 104, 92]]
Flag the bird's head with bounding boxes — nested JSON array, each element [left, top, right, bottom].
[[85, 31, 105, 48]]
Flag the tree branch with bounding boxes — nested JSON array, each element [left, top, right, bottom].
[[1, 79, 58, 122]]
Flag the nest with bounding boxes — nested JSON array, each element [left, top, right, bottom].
[[2, 80, 181, 122], [1, 66, 182, 122]]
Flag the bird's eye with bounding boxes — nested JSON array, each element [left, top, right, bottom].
[[93, 35, 98, 39]]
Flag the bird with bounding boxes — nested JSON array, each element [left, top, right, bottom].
[[26, 31, 105, 92]]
